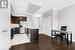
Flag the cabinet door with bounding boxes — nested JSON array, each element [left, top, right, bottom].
[[11, 16, 19, 24], [30, 29, 39, 42]]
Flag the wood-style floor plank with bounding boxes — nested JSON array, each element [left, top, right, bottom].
[[10, 34, 75, 50]]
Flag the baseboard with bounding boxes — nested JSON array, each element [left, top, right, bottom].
[[72, 40, 75, 42]]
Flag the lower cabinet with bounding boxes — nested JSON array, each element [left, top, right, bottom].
[[29, 29, 39, 42], [11, 28, 20, 39], [11, 27, 39, 42]]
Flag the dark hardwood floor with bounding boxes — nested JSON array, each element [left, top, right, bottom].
[[10, 34, 75, 50]]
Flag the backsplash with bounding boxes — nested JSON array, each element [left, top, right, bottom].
[[11, 24, 19, 28]]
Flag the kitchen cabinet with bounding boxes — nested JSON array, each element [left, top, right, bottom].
[[19, 17, 27, 21], [11, 16, 19, 24], [11, 27, 20, 39], [28, 28, 39, 42]]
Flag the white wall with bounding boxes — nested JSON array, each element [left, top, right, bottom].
[[51, 9, 58, 30], [40, 16, 52, 36], [58, 4, 75, 41], [11, 24, 19, 28], [39, 9, 58, 36], [27, 15, 36, 29]]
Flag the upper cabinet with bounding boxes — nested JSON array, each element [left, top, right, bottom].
[[11, 16, 19, 24], [0, 0, 8, 8], [11, 15, 27, 24], [19, 17, 27, 21]]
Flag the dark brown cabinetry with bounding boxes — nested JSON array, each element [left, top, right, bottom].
[[11, 16, 19, 24], [11, 15, 27, 24], [11, 28, 20, 39], [29, 29, 39, 42], [19, 17, 27, 21]]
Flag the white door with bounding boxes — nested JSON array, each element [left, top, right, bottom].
[[0, 28, 10, 50], [0, 9, 10, 28], [0, 9, 10, 50]]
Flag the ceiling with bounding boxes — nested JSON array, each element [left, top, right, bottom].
[[11, 0, 75, 16]]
